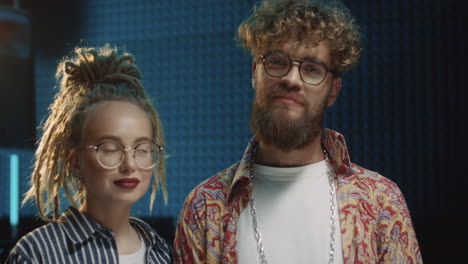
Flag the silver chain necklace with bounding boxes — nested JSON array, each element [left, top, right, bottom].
[[248, 144, 337, 264]]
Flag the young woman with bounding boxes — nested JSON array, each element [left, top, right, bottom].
[[7, 45, 172, 263]]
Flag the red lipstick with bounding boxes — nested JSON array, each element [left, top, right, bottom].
[[114, 178, 140, 189]]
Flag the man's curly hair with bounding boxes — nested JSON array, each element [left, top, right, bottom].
[[237, 0, 362, 73]]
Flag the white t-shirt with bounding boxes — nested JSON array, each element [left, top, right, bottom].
[[119, 237, 147, 264], [237, 160, 343, 264]]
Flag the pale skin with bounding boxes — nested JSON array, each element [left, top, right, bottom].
[[70, 101, 154, 255], [252, 41, 342, 167]]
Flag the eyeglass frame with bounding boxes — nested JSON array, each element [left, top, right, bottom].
[[260, 52, 335, 86], [84, 141, 164, 170]]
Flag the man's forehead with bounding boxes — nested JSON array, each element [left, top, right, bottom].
[[270, 40, 332, 62]]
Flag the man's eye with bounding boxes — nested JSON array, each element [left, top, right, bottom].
[[302, 62, 324, 75], [269, 58, 286, 65], [273, 59, 285, 65], [303, 66, 320, 73]]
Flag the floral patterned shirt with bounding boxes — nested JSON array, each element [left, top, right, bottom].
[[174, 129, 422, 263]]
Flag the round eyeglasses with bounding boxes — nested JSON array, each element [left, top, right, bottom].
[[86, 141, 163, 170], [261, 52, 334, 85]]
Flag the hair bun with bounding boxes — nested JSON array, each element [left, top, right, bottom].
[[57, 44, 142, 91]]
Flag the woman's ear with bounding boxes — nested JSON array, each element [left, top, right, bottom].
[[69, 149, 80, 172]]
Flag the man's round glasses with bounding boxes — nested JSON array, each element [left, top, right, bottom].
[[261, 52, 334, 86], [86, 141, 163, 170]]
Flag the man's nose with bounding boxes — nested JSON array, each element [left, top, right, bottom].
[[281, 62, 302, 89]]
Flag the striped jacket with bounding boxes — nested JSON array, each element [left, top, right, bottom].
[[174, 129, 422, 263], [7, 206, 172, 264]]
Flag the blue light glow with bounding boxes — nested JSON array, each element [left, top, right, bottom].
[[10, 154, 19, 226]]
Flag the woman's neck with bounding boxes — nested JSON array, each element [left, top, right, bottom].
[[80, 202, 141, 255]]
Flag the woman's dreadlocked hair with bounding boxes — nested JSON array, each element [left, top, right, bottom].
[[24, 44, 167, 222]]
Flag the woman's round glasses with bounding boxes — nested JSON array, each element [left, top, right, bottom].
[[86, 141, 163, 170], [261, 52, 334, 86]]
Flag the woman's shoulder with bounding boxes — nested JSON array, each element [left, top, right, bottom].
[[7, 221, 65, 262], [17, 220, 65, 246], [6, 207, 98, 263]]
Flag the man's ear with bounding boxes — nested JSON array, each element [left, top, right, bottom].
[[327, 76, 342, 107], [252, 62, 257, 74], [252, 62, 257, 88]]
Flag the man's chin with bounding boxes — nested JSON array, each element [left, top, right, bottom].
[[270, 107, 304, 121]]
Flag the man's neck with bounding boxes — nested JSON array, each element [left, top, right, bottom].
[[255, 136, 324, 167]]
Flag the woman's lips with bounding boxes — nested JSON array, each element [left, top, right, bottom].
[[114, 178, 140, 189]]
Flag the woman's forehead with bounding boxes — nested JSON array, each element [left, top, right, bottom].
[[81, 101, 152, 143]]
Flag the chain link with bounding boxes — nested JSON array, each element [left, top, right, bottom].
[[248, 144, 336, 264], [249, 145, 268, 264], [324, 148, 336, 264]]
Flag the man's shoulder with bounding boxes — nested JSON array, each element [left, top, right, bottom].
[[337, 163, 400, 195], [352, 162, 393, 180], [341, 163, 405, 202], [183, 161, 241, 204], [338, 163, 412, 222]]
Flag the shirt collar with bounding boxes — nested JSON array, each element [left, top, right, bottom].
[[322, 128, 351, 168], [60, 207, 167, 248], [227, 137, 257, 202], [60, 206, 112, 245], [227, 128, 353, 201], [129, 217, 168, 248]]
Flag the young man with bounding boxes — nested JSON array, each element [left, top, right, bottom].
[[174, 0, 422, 263]]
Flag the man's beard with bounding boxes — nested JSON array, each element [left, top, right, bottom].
[[250, 90, 328, 152]]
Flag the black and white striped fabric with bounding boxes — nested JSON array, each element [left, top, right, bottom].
[[6, 206, 173, 263]]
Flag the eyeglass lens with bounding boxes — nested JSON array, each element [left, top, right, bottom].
[[96, 142, 159, 169], [263, 53, 328, 85]]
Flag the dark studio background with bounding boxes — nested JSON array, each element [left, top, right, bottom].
[[0, 0, 465, 263]]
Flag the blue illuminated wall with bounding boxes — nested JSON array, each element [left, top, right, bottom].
[[1, 0, 464, 262], [33, 0, 257, 219], [30, 0, 468, 227], [0, 149, 35, 220]]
